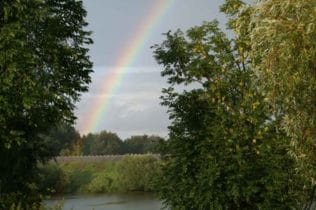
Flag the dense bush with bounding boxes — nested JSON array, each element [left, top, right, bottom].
[[152, 0, 314, 208], [0, 0, 92, 206], [38, 164, 67, 195], [86, 169, 120, 193], [38, 155, 160, 195], [7, 203, 63, 210], [116, 155, 160, 192], [123, 135, 164, 154]]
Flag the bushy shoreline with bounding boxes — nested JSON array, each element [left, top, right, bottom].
[[38, 154, 161, 196]]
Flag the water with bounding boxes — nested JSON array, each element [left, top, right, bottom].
[[46, 192, 163, 210]]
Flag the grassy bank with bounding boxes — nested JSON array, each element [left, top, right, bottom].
[[38, 154, 160, 195]]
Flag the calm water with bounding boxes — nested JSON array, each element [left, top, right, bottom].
[[46, 192, 164, 210]]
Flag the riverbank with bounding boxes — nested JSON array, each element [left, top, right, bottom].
[[39, 154, 160, 195]]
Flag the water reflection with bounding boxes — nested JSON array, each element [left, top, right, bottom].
[[46, 192, 163, 210]]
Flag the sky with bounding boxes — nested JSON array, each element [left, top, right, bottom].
[[75, 0, 226, 139]]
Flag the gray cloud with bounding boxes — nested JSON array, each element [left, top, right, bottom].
[[76, 0, 226, 138]]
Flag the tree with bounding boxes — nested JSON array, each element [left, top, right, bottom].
[[223, 0, 316, 206], [0, 0, 92, 206], [81, 133, 98, 155], [44, 123, 81, 156], [123, 135, 164, 154], [88, 131, 123, 155], [153, 16, 306, 210], [247, 0, 316, 205]]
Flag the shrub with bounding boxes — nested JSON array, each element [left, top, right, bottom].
[[86, 170, 119, 193], [116, 155, 160, 192], [38, 164, 68, 195], [38, 155, 160, 195], [61, 163, 93, 194]]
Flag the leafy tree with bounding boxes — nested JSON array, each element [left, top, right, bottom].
[[81, 133, 164, 155], [247, 0, 316, 204], [146, 135, 165, 154], [153, 17, 306, 210], [44, 123, 81, 156], [88, 131, 123, 155], [0, 0, 92, 206], [223, 0, 316, 206], [81, 133, 97, 155], [123, 135, 164, 154]]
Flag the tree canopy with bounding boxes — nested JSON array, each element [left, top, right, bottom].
[[44, 123, 81, 156], [0, 0, 92, 206], [153, 0, 315, 209], [81, 132, 164, 155], [248, 0, 316, 192], [123, 135, 164, 154]]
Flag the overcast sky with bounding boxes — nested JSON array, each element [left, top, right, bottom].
[[75, 0, 226, 139]]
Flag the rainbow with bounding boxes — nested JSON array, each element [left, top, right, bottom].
[[79, 0, 174, 134]]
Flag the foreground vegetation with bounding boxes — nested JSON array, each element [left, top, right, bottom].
[[0, 0, 315, 209], [0, 0, 93, 207], [38, 155, 160, 195], [7, 203, 63, 210], [153, 0, 315, 209]]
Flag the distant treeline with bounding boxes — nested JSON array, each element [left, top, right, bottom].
[[52, 154, 160, 163], [45, 123, 165, 156]]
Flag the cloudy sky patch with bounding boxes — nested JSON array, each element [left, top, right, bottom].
[[75, 0, 225, 139]]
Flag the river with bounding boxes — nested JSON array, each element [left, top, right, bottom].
[[46, 192, 164, 210]]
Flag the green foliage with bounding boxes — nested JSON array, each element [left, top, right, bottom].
[[248, 0, 316, 202], [38, 155, 160, 195], [0, 191, 63, 210], [81, 133, 97, 155], [8, 202, 63, 210], [223, 0, 316, 207], [116, 155, 160, 192], [64, 168, 92, 194], [123, 135, 164, 154], [92, 131, 123, 155], [81, 131, 123, 155], [38, 164, 67, 195], [81, 131, 165, 155], [43, 123, 81, 156], [0, 0, 93, 207], [86, 167, 120, 193], [153, 12, 309, 210]]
